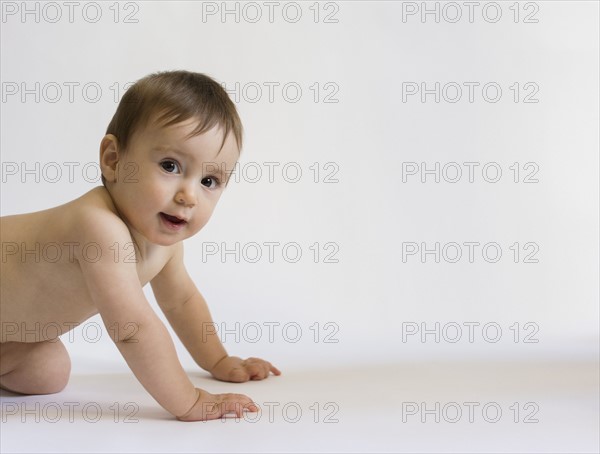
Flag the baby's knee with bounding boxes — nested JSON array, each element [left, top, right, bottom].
[[42, 370, 70, 394], [38, 340, 71, 394], [0, 340, 71, 395]]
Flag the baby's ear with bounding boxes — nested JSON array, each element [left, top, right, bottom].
[[99, 134, 120, 183]]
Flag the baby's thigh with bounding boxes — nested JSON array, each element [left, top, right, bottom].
[[0, 339, 71, 394]]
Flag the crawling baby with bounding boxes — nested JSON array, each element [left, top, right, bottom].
[[0, 70, 280, 421]]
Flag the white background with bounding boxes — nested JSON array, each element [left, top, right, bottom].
[[1, 1, 598, 453]]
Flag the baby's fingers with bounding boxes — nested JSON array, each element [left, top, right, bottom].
[[245, 358, 282, 379], [178, 391, 258, 421], [252, 360, 282, 379], [269, 363, 282, 376], [245, 362, 267, 380], [228, 367, 250, 382], [217, 393, 258, 419]]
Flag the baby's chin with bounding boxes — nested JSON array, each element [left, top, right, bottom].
[[123, 222, 186, 249], [148, 236, 182, 247], [144, 230, 190, 247]]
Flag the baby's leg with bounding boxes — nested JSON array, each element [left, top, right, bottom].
[[0, 339, 71, 395]]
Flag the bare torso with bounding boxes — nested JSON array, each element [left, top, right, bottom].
[[0, 187, 172, 343]]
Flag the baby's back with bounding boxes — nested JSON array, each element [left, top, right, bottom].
[[0, 187, 170, 343], [1, 194, 102, 342]]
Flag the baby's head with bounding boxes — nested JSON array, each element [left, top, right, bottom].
[[99, 70, 243, 245], [102, 70, 243, 185]]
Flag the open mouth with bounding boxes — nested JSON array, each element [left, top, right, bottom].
[[160, 212, 187, 229]]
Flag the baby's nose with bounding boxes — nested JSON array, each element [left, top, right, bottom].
[[175, 189, 196, 207]]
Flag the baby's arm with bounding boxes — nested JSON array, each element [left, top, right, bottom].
[[151, 242, 281, 382], [76, 213, 255, 420]]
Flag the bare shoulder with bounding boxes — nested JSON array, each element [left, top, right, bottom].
[[0, 187, 130, 256], [52, 187, 136, 270], [70, 187, 130, 241], [71, 187, 179, 284]]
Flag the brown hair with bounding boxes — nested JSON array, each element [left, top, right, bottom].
[[102, 70, 243, 184]]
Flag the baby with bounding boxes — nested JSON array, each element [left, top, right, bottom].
[[0, 70, 280, 421]]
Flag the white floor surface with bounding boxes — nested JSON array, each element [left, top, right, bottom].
[[1, 360, 598, 453]]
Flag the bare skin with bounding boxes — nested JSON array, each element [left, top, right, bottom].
[[0, 117, 280, 420]]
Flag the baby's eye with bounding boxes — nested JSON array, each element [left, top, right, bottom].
[[201, 177, 220, 189], [160, 160, 180, 173]]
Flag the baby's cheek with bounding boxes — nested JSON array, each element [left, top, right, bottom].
[[148, 184, 170, 204], [200, 202, 217, 219]]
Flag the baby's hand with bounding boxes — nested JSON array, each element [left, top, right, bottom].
[[177, 388, 258, 421], [210, 355, 282, 382]]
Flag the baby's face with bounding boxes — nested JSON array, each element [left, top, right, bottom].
[[108, 117, 239, 246]]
